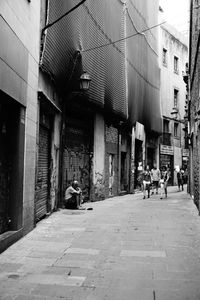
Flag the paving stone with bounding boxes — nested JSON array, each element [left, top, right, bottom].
[[31, 284, 94, 299], [1, 188, 200, 300], [84, 287, 154, 300], [120, 250, 166, 258], [24, 273, 86, 286], [153, 269, 200, 281], [65, 248, 100, 255], [13, 295, 62, 300], [155, 288, 200, 300], [0, 263, 23, 272], [54, 259, 95, 269], [62, 227, 86, 232], [0, 281, 37, 298]]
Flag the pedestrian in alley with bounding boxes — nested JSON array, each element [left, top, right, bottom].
[[151, 164, 160, 195], [64, 180, 85, 210], [160, 166, 169, 199], [177, 168, 183, 191], [141, 165, 152, 199], [159, 174, 165, 199]]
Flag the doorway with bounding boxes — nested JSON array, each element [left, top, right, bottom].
[[134, 139, 143, 189]]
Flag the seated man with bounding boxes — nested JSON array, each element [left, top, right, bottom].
[[64, 181, 84, 209]]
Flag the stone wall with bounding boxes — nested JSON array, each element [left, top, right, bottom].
[[0, 0, 41, 234], [189, 0, 200, 211]]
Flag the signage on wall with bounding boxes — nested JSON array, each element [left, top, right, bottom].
[[160, 145, 174, 155], [182, 149, 189, 157], [135, 122, 144, 141]]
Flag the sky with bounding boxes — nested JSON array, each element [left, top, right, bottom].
[[159, 0, 190, 36]]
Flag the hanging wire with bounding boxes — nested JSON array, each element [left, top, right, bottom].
[[82, 21, 166, 53], [41, 0, 87, 34], [126, 7, 158, 56]]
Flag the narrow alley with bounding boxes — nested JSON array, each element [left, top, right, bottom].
[[0, 187, 200, 300]]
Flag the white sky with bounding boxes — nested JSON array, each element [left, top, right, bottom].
[[160, 0, 190, 35]]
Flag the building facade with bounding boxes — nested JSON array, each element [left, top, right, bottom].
[[0, 0, 40, 251], [159, 21, 188, 185], [40, 0, 162, 199], [188, 0, 200, 210], [0, 0, 161, 252]]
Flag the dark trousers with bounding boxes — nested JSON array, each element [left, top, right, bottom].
[[64, 195, 80, 209], [178, 179, 183, 191]]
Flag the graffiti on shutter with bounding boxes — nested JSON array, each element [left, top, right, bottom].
[[64, 125, 91, 202], [109, 154, 114, 196]]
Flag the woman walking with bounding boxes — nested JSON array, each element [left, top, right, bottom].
[[141, 165, 152, 199], [160, 166, 169, 199]]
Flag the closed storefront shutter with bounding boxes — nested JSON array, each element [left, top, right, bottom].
[[35, 124, 50, 220], [0, 132, 10, 234]]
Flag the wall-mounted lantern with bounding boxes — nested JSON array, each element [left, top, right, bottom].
[[79, 72, 91, 91]]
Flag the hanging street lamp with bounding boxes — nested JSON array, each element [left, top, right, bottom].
[[79, 71, 91, 91]]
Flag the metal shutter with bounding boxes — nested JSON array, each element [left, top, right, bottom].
[[35, 125, 50, 220]]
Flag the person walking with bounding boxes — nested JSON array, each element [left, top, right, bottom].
[[159, 175, 165, 199], [160, 166, 169, 199], [180, 168, 185, 190], [177, 167, 184, 191], [141, 165, 152, 199], [151, 164, 160, 195]]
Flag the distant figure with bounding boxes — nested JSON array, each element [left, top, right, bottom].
[[177, 168, 184, 191], [160, 166, 169, 199], [151, 164, 160, 195], [64, 180, 84, 209], [142, 165, 152, 199], [159, 175, 165, 200], [183, 168, 188, 184]]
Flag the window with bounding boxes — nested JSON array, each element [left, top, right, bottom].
[[174, 56, 179, 73], [163, 119, 169, 132], [174, 123, 179, 137], [174, 89, 179, 107], [162, 48, 167, 66], [163, 119, 171, 145]]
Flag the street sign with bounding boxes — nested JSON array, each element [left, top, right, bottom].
[[160, 145, 174, 155]]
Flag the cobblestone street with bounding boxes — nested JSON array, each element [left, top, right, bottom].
[[0, 186, 200, 300]]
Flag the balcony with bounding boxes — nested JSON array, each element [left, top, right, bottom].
[[161, 132, 171, 146]]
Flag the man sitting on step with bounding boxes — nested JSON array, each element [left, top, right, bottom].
[[64, 180, 84, 210]]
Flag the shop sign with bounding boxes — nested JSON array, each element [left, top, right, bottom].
[[182, 149, 189, 157], [160, 145, 174, 155], [135, 122, 144, 141]]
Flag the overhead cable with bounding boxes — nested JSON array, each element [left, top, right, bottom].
[[41, 0, 87, 34], [126, 8, 158, 56], [82, 21, 166, 53]]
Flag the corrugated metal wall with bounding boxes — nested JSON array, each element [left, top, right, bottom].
[[41, 0, 161, 132], [126, 0, 161, 132]]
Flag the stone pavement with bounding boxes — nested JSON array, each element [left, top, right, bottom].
[[1, 186, 200, 300]]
